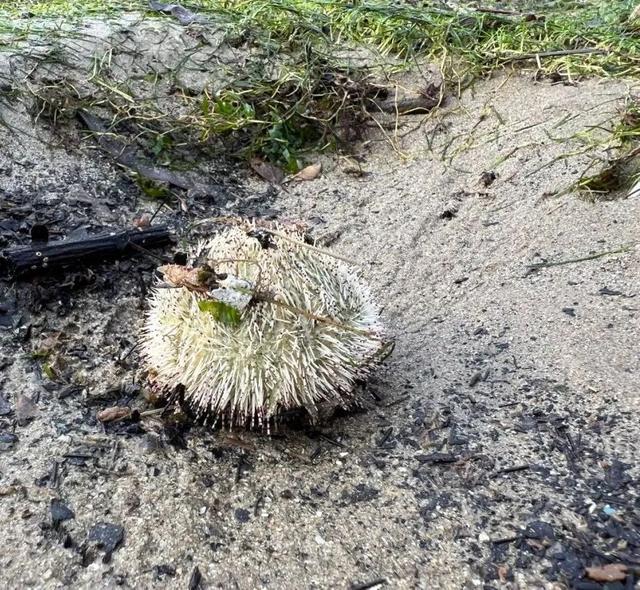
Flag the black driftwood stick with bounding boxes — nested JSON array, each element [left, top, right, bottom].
[[1, 226, 172, 277]]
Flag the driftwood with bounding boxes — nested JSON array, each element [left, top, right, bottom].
[[1, 225, 173, 277]]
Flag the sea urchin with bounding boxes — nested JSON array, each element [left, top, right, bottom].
[[140, 220, 387, 427]]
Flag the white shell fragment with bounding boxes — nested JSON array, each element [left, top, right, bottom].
[[140, 222, 386, 426], [208, 274, 254, 312]]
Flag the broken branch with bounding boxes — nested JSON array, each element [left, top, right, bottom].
[[1, 225, 173, 278]]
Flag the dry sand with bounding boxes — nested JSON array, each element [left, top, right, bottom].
[[0, 23, 639, 590]]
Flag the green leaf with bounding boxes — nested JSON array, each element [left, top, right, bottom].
[[43, 363, 57, 381], [198, 299, 242, 327], [136, 175, 170, 200]]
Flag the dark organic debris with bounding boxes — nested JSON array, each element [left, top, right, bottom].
[[50, 499, 75, 527], [188, 566, 203, 590], [0, 431, 18, 451], [309, 445, 322, 461], [415, 452, 459, 464], [58, 385, 81, 400], [351, 578, 387, 590], [598, 287, 631, 297], [493, 464, 530, 477], [35, 461, 60, 489], [153, 564, 177, 579], [604, 459, 632, 490], [524, 520, 555, 541], [148, 1, 206, 25], [86, 522, 124, 561], [439, 206, 458, 220], [343, 484, 380, 504], [30, 224, 49, 243], [234, 451, 253, 483], [480, 170, 497, 187], [469, 371, 483, 387], [234, 508, 251, 524], [0, 299, 17, 328], [1, 226, 173, 278], [492, 535, 521, 545], [376, 426, 394, 447]]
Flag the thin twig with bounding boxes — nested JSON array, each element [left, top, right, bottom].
[[527, 245, 633, 270], [255, 291, 383, 340]]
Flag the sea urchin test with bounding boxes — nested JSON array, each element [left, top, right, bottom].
[[141, 220, 387, 427]]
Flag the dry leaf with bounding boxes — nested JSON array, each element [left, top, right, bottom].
[[585, 563, 628, 582], [15, 393, 38, 426], [158, 264, 220, 294], [250, 158, 284, 185], [497, 565, 509, 583], [97, 406, 132, 423], [32, 332, 64, 358], [294, 162, 322, 181], [133, 213, 152, 229], [158, 264, 201, 288]]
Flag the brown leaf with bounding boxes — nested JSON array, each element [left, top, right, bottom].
[[157, 264, 219, 294], [158, 265, 201, 288], [32, 332, 66, 361], [585, 564, 628, 582], [294, 162, 322, 181], [97, 406, 132, 423], [250, 158, 284, 184], [133, 213, 152, 229], [15, 393, 38, 426]]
